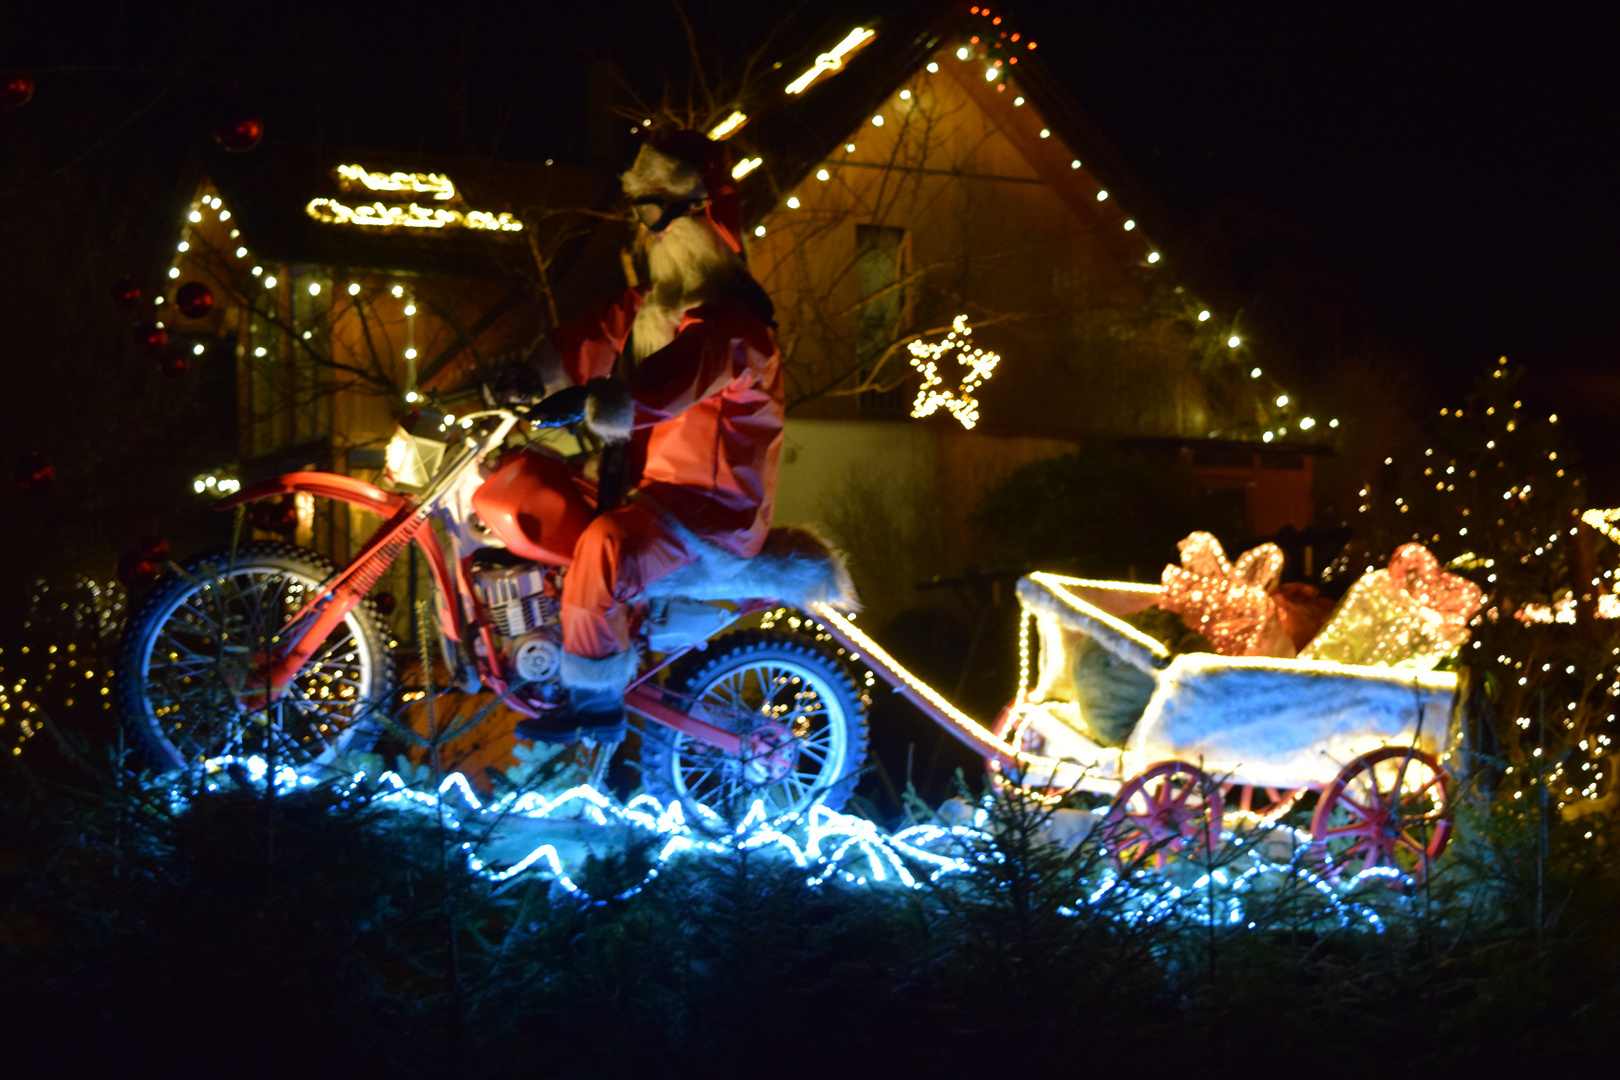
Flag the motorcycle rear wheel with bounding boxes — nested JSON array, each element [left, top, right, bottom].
[[640, 629, 868, 824], [115, 542, 395, 772]]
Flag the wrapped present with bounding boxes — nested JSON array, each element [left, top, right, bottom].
[[1299, 543, 1483, 669], [1159, 532, 1295, 658]]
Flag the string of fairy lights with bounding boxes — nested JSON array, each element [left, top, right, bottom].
[[160, 178, 464, 499], [727, 6, 1316, 441], [1335, 354, 1620, 818], [0, 578, 126, 757]]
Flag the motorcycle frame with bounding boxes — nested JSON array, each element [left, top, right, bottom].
[[216, 414, 769, 755]]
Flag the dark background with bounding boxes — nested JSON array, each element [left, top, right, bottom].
[[1020, 0, 1620, 489]]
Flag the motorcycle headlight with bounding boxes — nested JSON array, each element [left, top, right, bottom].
[[383, 427, 445, 490]]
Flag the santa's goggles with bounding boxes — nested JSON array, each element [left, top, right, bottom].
[[631, 195, 707, 233]]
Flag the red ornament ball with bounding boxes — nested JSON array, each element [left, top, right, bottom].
[[372, 591, 397, 616], [159, 349, 189, 378], [13, 452, 55, 494], [214, 114, 264, 152], [176, 281, 214, 318], [133, 322, 168, 354], [110, 277, 143, 308], [140, 535, 171, 563], [1, 73, 34, 109], [250, 497, 299, 535], [117, 540, 170, 589]]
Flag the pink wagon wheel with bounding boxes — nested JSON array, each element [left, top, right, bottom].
[[1310, 745, 1453, 884], [1100, 760, 1225, 871]]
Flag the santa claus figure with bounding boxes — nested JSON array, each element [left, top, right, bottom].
[[512, 130, 784, 743]]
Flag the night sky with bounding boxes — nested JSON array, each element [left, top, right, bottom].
[[1017, 1, 1620, 475]]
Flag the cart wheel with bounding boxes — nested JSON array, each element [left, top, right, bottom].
[[1310, 745, 1451, 885], [1100, 760, 1224, 871]]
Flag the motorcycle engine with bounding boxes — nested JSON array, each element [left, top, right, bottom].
[[474, 564, 564, 688]]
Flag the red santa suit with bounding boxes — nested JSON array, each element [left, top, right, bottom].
[[548, 285, 784, 666]]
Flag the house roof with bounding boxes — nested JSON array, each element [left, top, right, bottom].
[[200, 143, 618, 281], [729, 2, 1176, 246]]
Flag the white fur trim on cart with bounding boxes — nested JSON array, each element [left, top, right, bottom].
[[1124, 652, 1457, 788], [1016, 574, 1169, 676]]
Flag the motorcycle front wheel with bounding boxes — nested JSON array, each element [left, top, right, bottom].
[[640, 629, 868, 824], [115, 542, 396, 771]]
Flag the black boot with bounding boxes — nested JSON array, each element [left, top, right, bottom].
[[514, 685, 627, 745]]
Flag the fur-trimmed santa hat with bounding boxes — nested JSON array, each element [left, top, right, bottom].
[[621, 129, 744, 256]]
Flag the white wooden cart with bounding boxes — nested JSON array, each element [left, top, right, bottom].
[[814, 571, 1462, 881]]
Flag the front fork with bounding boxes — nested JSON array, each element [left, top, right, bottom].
[[237, 505, 431, 709]]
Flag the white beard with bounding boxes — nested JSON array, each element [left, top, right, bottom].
[[631, 216, 742, 360]]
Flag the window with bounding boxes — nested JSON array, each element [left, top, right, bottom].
[[855, 224, 908, 414]]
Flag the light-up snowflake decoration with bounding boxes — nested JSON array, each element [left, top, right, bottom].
[[909, 314, 1000, 430]]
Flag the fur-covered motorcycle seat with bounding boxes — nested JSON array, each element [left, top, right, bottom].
[[644, 525, 859, 611]]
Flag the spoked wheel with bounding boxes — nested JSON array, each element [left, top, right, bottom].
[[1100, 760, 1225, 872], [641, 629, 868, 825], [115, 542, 395, 771], [1310, 745, 1452, 884]]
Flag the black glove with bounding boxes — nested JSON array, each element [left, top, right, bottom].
[[528, 384, 589, 428], [485, 357, 546, 405], [528, 379, 634, 441]]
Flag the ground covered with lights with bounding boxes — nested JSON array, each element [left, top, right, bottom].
[[3, 744, 1620, 1079]]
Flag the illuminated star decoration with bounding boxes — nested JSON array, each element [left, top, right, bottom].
[[1158, 532, 1294, 657], [1300, 544, 1483, 670], [908, 315, 1000, 430]]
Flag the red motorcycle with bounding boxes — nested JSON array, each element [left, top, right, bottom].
[[115, 406, 868, 819]]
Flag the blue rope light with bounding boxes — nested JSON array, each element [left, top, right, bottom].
[[174, 756, 1397, 928]]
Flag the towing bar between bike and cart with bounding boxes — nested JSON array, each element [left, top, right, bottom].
[[805, 602, 1092, 790]]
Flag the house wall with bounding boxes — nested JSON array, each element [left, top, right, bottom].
[[745, 47, 1215, 440], [775, 417, 1074, 618]]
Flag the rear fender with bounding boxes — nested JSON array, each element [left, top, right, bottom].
[[217, 471, 461, 640]]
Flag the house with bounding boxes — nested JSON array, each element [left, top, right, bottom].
[[153, 2, 1326, 628], [153, 146, 624, 619], [724, 4, 1325, 613]]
